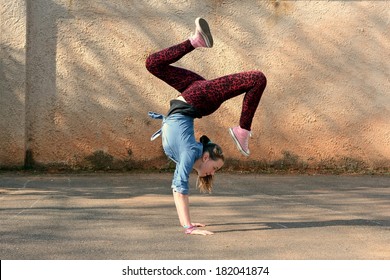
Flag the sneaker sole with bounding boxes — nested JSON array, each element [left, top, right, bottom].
[[195, 17, 213, 48], [229, 128, 250, 156]]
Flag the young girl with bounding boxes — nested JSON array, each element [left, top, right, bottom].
[[147, 18, 267, 235]]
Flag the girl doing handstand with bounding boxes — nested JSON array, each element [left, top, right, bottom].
[[146, 18, 267, 235]]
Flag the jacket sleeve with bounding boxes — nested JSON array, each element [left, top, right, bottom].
[[171, 150, 197, 195], [148, 111, 165, 141]]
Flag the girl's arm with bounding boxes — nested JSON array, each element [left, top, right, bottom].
[[172, 190, 214, 235]]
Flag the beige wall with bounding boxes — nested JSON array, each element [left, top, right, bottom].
[[1, 0, 389, 172], [0, 0, 26, 167]]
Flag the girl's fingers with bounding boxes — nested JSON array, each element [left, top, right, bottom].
[[192, 223, 206, 227]]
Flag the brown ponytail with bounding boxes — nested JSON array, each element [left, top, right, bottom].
[[197, 135, 224, 193]]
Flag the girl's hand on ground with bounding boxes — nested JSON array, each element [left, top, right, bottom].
[[183, 223, 213, 235]]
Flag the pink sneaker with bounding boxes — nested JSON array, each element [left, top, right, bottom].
[[229, 126, 251, 156], [189, 17, 213, 48]]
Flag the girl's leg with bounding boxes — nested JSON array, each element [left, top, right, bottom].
[[145, 40, 205, 93], [182, 71, 267, 130], [182, 70, 266, 156]]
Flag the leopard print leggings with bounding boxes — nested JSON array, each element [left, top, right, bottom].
[[145, 40, 267, 130]]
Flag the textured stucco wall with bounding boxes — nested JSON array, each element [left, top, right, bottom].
[[0, 0, 26, 167], [1, 0, 389, 171]]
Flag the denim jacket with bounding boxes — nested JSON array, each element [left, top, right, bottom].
[[149, 112, 203, 194]]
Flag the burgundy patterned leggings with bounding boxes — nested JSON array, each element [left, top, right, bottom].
[[145, 40, 267, 130]]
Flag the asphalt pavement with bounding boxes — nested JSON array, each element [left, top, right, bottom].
[[0, 172, 389, 259]]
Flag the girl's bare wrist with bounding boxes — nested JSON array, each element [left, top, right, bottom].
[[183, 224, 196, 234]]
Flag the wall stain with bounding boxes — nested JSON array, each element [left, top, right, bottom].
[[267, 0, 294, 26], [24, 149, 35, 170], [85, 150, 114, 170]]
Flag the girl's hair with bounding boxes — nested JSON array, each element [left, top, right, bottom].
[[197, 135, 224, 193]]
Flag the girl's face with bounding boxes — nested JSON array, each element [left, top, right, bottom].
[[198, 153, 224, 177]]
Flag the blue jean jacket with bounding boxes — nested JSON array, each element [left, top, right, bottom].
[[149, 112, 203, 194]]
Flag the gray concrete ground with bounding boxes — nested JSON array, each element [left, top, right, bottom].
[[0, 172, 389, 260]]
